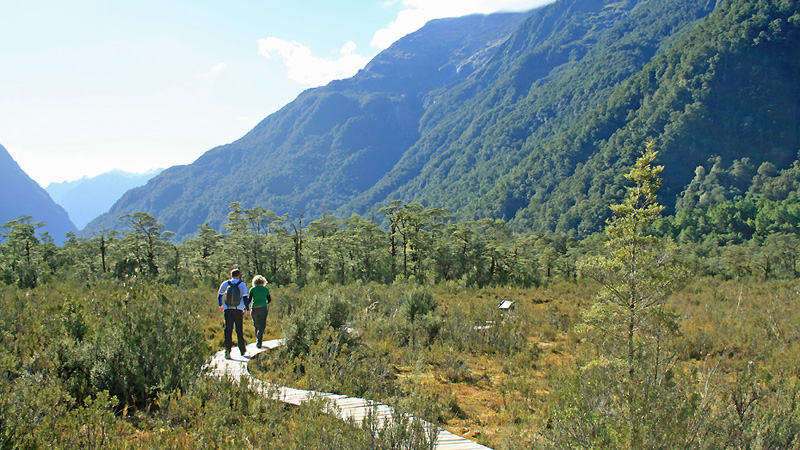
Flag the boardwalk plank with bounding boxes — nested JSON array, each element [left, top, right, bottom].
[[207, 339, 493, 450]]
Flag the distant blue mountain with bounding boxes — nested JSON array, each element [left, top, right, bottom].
[[46, 169, 163, 229], [0, 143, 76, 243]]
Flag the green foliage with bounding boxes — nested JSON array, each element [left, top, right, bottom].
[[556, 143, 689, 450], [0, 216, 46, 288], [0, 280, 203, 448], [402, 285, 437, 324], [69, 0, 797, 254], [579, 142, 687, 365], [480, 0, 800, 237], [0, 281, 209, 410], [117, 212, 174, 279], [2, 369, 437, 450], [281, 286, 354, 358]]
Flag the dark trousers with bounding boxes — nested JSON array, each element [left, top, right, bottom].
[[251, 307, 268, 344], [224, 309, 246, 354]]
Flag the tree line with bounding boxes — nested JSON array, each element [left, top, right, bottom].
[[1, 201, 576, 290], [2, 181, 799, 293]]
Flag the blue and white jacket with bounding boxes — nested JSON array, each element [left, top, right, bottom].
[[217, 278, 251, 311]]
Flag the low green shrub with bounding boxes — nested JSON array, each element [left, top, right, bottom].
[[282, 288, 353, 358]]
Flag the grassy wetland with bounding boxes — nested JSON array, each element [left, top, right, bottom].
[[3, 149, 800, 449]]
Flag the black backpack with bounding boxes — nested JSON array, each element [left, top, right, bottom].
[[224, 280, 243, 308]]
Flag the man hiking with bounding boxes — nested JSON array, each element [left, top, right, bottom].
[[218, 268, 251, 359]]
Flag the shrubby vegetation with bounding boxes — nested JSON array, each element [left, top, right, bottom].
[[2, 145, 800, 448], [0, 268, 439, 449]]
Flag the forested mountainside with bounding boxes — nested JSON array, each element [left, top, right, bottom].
[[0, 143, 76, 242], [477, 0, 800, 234], [344, 0, 719, 225], [84, 11, 531, 239], [85, 0, 799, 241]]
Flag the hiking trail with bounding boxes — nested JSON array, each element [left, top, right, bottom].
[[207, 340, 494, 450]]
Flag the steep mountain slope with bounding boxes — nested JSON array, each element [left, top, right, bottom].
[[341, 0, 719, 220], [85, 0, 798, 241], [0, 143, 76, 242], [478, 0, 800, 234], [85, 12, 531, 239], [46, 169, 163, 229]]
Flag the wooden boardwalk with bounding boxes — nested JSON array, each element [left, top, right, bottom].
[[207, 339, 494, 450]]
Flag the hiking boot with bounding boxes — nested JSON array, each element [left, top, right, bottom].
[[257, 339, 262, 349], [225, 351, 232, 360]]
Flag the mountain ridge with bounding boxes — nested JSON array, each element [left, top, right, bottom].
[[489, 0, 800, 234], [85, 10, 533, 238], [46, 169, 163, 229], [337, 0, 719, 221], [0, 143, 76, 242], [83, 0, 799, 241]]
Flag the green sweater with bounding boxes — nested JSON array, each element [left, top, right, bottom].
[[249, 285, 271, 308]]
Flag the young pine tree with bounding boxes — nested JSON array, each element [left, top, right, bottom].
[[580, 140, 687, 368], [555, 141, 690, 450]]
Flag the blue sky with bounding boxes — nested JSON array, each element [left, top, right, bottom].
[[1, 0, 552, 187]]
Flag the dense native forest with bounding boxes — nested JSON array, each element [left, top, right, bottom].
[[3, 144, 800, 449]]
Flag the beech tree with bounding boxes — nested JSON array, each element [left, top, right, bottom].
[[182, 223, 223, 282], [379, 200, 403, 280], [307, 215, 338, 280], [223, 202, 253, 273], [117, 212, 173, 279], [0, 216, 44, 288]]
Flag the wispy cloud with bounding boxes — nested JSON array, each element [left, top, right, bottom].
[[199, 62, 228, 79], [258, 37, 370, 87], [209, 62, 227, 75], [371, 0, 555, 50]]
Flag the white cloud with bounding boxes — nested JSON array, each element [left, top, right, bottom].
[[199, 62, 227, 79], [371, 0, 555, 50], [258, 0, 553, 87], [258, 37, 370, 87], [209, 62, 227, 75], [341, 41, 358, 55]]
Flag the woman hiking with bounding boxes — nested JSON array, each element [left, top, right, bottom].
[[249, 275, 272, 348]]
